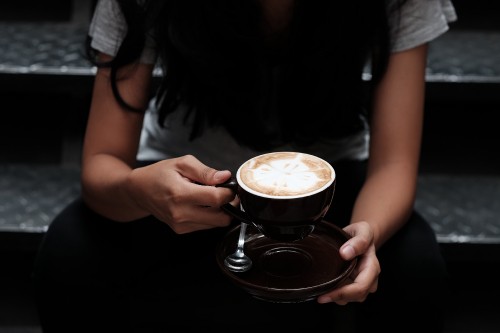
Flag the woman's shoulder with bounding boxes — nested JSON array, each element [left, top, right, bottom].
[[88, 0, 158, 64], [389, 0, 458, 52], [88, 0, 126, 58]]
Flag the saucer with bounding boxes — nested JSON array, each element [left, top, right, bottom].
[[215, 220, 357, 303]]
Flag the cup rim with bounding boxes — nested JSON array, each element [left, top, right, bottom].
[[236, 151, 335, 199]]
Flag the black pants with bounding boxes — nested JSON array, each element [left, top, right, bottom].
[[32, 160, 449, 332]]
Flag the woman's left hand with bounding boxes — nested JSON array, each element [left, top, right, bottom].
[[317, 221, 380, 305]]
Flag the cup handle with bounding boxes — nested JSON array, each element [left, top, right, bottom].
[[220, 203, 254, 224], [216, 178, 254, 224]]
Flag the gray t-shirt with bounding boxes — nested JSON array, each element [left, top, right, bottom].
[[88, 0, 457, 172]]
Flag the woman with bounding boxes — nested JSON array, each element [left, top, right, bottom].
[[33, 0, 456, 332]]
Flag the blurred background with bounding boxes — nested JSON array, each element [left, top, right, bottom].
[[0, 0, 499, 332]]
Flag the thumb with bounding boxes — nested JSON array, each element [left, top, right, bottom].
[[204, 169, 232, 186], [177, 156, 232, 186], [186, 166, 231, 186]]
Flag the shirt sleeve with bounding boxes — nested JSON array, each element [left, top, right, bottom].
[[88, 0, 157, 64], [390, 0, 458, 52]]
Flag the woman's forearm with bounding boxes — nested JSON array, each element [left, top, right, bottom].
[[350, 161, 418, 249], [81, 154, 150, 222]]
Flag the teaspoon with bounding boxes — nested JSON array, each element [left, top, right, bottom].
[[224, 222, 252, 272]]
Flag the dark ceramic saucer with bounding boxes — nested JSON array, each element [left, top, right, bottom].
[[216, 220, 357, 303]]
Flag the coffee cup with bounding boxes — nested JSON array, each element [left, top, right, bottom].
[[218, 152, 336, 242]]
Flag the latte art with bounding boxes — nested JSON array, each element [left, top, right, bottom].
[[238, 152, 334, 198]]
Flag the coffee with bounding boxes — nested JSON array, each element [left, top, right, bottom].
[[218, 151, 336, 241], [237, 152, 334, 198]]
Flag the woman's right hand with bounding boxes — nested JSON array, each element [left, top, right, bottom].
[[126, 155, 238, 234], [81, 56, 236, 234]]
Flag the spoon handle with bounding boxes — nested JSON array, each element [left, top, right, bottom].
[[235, 222, 248, 257]]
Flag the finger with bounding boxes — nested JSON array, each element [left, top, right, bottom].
[[169, 220, 224, 234], [184, 182, 237, 207], [175, 155, 232, 186], [340, 223, 373, 261], [163, 171, 234, 208], [317, 261, 380, 304], [187, 206, 234, 226], [167, 208, 233, 234], [317, 279, 376, 305], [351, 263, 379, 293]]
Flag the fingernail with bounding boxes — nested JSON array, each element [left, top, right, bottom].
[[341, 244, 355, 260]]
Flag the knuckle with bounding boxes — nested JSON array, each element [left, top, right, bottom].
[[201, 166, 216, 182]]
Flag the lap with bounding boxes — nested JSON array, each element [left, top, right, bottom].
[[33, 159, 448, 332], [33, 198, 339, 331]]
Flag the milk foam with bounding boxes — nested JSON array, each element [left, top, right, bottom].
[[238, 152, 334, 197]]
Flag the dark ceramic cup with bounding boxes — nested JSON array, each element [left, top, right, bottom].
[[218, 152, 336, 242]]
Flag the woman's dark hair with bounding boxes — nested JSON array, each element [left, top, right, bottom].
[[86, 0, 405, 151]]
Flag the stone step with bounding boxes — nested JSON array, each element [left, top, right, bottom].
[[1, 23, 500, 90], [1, 164, 498, 253]]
